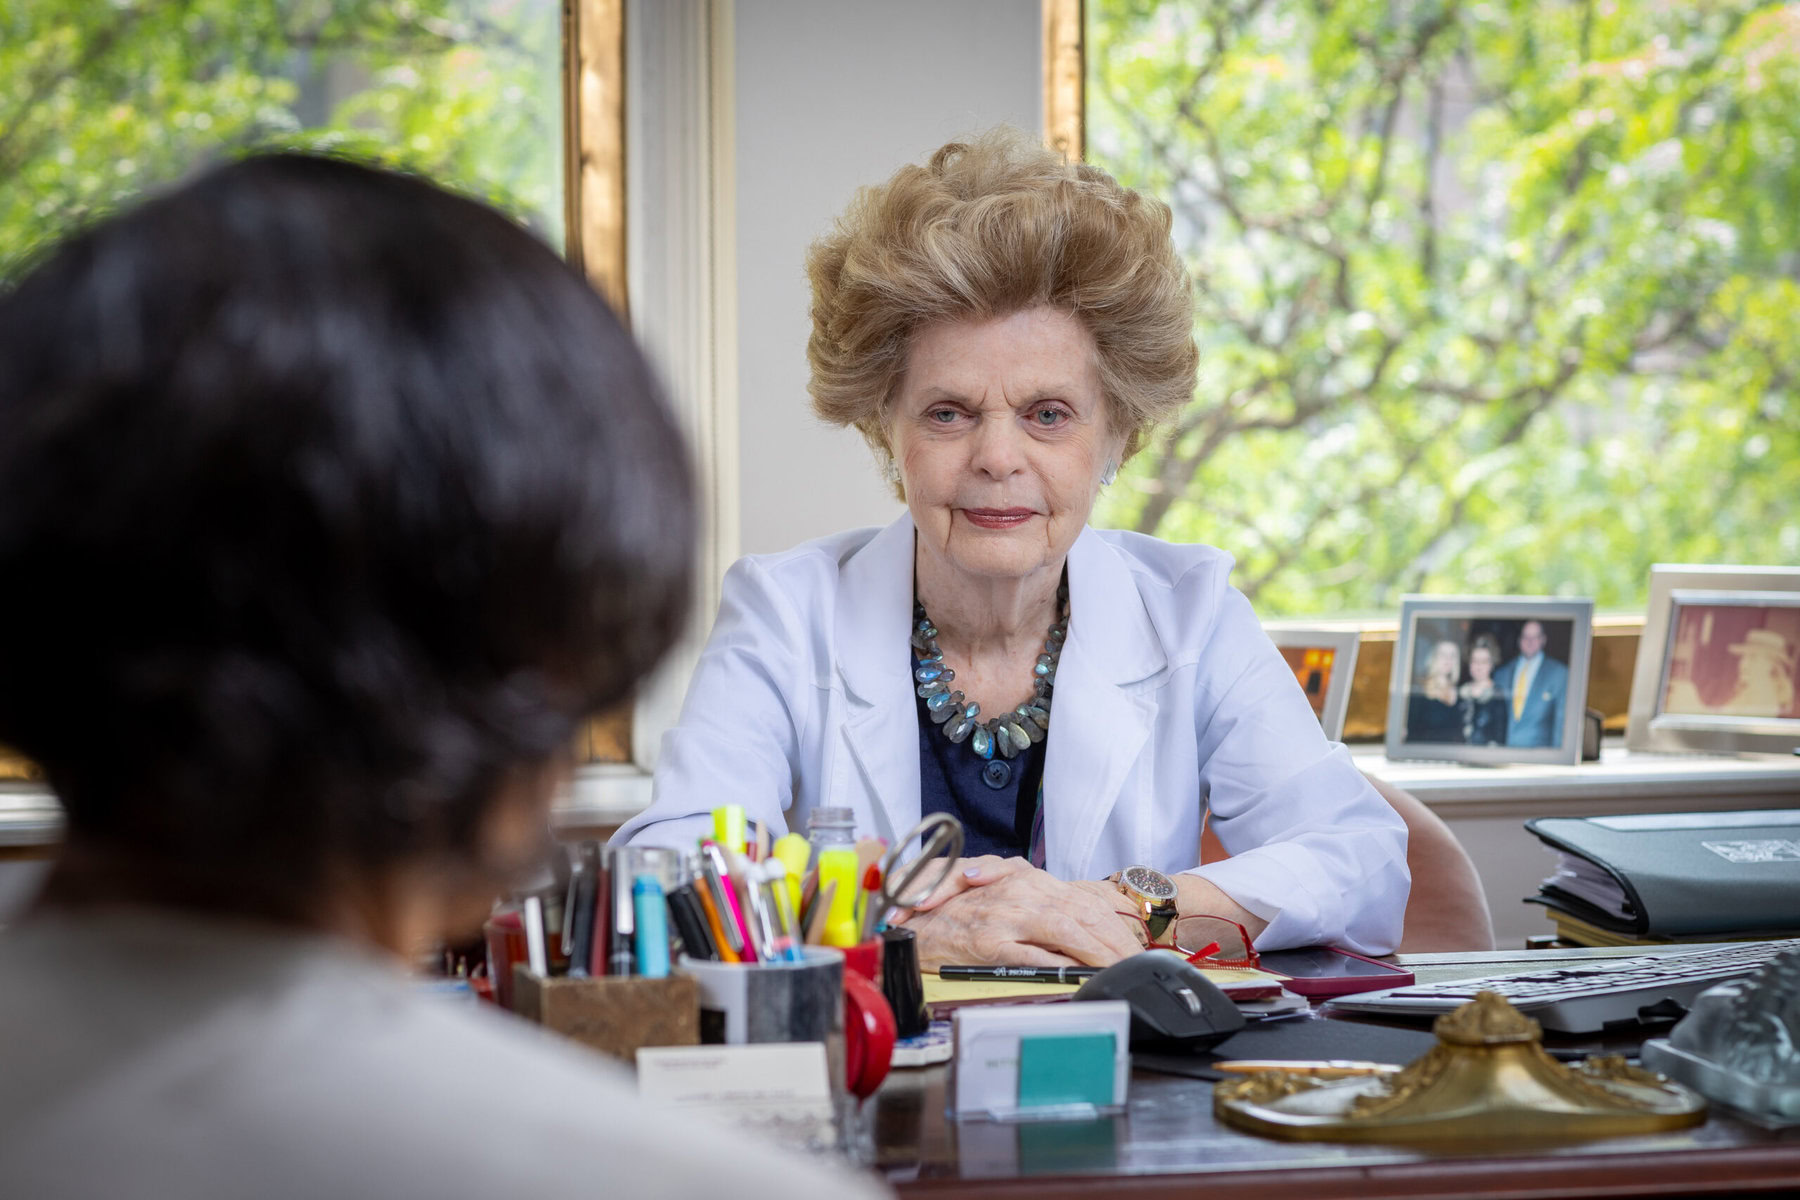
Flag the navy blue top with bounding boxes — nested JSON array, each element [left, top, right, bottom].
[[916, 697, 1047, 860]]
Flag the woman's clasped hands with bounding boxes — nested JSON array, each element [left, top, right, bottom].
[[895, 855, 1147, 971]]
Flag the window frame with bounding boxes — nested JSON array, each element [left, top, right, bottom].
[[560, 0, 740, 833]]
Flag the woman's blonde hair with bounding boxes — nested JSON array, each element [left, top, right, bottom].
[[805, 128, 1196, 486]]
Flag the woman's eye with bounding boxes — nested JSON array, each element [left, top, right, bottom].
[[928, 409, 959, 424], [1032, 407, 1067, 427]]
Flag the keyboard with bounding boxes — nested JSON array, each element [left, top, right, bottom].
[[1325, 939, 1800, 1033]]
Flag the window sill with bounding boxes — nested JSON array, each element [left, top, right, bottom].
[[0, 763, 656, 852], [1353, 739, 1800, 817]]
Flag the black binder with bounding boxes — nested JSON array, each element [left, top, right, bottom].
[[1525, 810, 1800, 938]]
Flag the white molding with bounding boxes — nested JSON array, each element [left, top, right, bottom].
[[559, 764, 655, 830], [1354, 744, 1800, 819], [619, 0, 739, 790]]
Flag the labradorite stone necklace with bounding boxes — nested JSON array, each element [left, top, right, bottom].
[[912, 577, 1067, 789]]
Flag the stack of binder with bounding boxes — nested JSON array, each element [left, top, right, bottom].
[[1525, 810, 1800, 947]]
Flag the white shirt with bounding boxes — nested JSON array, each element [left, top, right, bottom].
[[620, 516, 1409, 955], [0, 907, 890, 1200]]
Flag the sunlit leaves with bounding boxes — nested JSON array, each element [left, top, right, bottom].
[[1090, 0, 1800, 615], [0, 0, 562, 280]]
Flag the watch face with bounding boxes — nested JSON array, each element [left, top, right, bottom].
[[1120, 864, 1176, 902]]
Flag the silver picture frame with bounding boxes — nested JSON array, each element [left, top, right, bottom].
[[1263, 626, 1360, 741], [1385, 596, 1594, 766], [1627, 565, 1800, 756]]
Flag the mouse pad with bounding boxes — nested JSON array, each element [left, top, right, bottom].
[[1132, 1015, 1438, 1081]]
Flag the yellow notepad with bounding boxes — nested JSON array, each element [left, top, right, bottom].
[[923, 964, 1282, 1007]]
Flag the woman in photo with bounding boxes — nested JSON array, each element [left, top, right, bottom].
[[1460, 633, 1509, 745], [1406, 638, 1465, 743], [618, 128, 1409, 967]]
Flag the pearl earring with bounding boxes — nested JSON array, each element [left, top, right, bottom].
[[881, 455, 902, 485]]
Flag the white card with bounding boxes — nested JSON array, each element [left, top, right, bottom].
[[636, 1043, 837, 1152]]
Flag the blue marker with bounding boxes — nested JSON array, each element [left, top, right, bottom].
[[633, 875, 670, 978]]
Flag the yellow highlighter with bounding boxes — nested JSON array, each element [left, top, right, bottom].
[[770, 833, 811, 913], [815, 847, 862, 948], [711, 805, 747, 855]]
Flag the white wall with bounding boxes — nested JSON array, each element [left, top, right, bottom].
[[732, 0, 1041, 556]]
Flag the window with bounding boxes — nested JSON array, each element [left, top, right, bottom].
[[1081, 0, 1799, 620], [0, 0, 638, 784]]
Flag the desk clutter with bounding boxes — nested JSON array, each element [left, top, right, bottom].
[[459, 807, 1800, 1157], [475, 805, 954, 1126], [1525, 809, 1800, 947]]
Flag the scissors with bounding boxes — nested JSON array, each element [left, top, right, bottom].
[[866, 812, 965, 937]]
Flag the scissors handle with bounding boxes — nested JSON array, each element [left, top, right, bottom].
[[879, 812, 964, 911]]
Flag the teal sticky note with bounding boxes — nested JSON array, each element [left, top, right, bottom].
[[1016, 1032, 1116, 1108]]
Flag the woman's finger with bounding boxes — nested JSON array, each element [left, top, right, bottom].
[[1009, 906, 1130, 968], [907, 854, 1033, 912]]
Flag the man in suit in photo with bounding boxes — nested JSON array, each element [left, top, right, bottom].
[[1493, 620, 1568, 747]]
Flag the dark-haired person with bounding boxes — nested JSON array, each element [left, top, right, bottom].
[[0, 155, 886, 1200], [618, 129, 1408, 969]]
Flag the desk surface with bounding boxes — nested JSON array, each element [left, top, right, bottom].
[[869, 947, 1800, 1199]]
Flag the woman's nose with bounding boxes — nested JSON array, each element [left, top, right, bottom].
[[968, 413, 1027, 477]]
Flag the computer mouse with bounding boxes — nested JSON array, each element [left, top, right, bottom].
[[1073, 952, 1246, 1051]]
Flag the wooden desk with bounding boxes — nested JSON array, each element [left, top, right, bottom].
[[868, 948, 1800, 1199]]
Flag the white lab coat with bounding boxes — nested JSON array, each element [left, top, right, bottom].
[[617, 514, 1409, 954]]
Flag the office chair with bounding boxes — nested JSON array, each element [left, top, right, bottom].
[[1198, 773, 1496, 954]]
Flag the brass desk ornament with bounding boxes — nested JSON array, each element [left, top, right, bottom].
[[1214, 992, 1707, 1141]]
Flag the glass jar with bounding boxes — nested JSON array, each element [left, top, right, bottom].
[[806, 805, 858, 853]]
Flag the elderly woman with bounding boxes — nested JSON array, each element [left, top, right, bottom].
[[620, 129, 1408, 967], [1460, 633, 1510, 745], [0, 155, 882, 1200]]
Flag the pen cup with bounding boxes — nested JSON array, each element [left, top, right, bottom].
[[678, 948, 895, 1127], [679, 948, 844, 1046]]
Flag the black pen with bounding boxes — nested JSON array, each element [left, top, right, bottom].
[[938, 965, 1100, 983]]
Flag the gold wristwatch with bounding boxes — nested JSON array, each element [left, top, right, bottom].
[[1116, 864, 1179, 947]]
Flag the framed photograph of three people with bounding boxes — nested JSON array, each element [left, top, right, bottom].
[[1385, 596, 1595, 766]]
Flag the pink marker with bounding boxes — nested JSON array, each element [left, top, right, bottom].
[[702, 841, 757, 962]]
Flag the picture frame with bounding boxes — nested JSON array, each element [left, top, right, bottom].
[[1385, 596, 1594, 766], [1626, 565, 1800, 756], [1264, 626, 1360, 741]]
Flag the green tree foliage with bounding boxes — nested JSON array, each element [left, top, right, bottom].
[[1088, 0, 1800, 615], [0, 0, 562, 280], [0, 0, 559, 777]]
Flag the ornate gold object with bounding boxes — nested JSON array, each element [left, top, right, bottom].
[[1214, 992, 1707, 1141]]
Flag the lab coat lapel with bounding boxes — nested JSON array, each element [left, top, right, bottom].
[[1041, 529, 1164, 880], [834, 514, 921, 845]]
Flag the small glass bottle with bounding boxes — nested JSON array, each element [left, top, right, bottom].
[[806, 805, 858, 853]]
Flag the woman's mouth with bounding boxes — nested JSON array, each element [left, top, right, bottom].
[[962, 508, 1037, 530]]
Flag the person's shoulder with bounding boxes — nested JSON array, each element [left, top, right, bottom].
[[1088, 527, 1235, 595], [722, 523, 891, 600], [1084, 529, 1258, 672], [271, 986, 884, 1200]]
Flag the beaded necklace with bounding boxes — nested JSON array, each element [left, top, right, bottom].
[[911, 578, 1067, 790]]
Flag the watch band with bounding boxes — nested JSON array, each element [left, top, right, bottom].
[[1117, 864, 1179, 947], [1143, 903, 1178, 945]]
